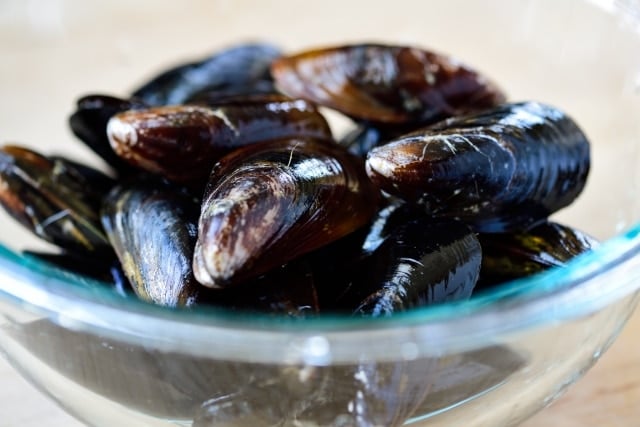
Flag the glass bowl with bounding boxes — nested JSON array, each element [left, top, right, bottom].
[[2, 1, 640, 426]]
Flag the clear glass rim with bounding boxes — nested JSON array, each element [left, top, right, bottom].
[[1, 220, 640, 364]]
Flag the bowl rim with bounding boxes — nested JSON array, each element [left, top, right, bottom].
[[1, 222, 640, 364]]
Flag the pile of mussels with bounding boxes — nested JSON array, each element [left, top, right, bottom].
[[0, 42, 597, 317]]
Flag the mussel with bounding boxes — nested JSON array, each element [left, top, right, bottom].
[[107, 98, 333, 186], [271, 43, 505, 125], [340, 124, 393, 158], [184, 80, 278, 106], [366, 101, 591, 232], [203, 260, 320, 317], [69, 94, 147, 172], [101, 184, 202, 307], [328, 209, 482, 316], [131, 43, 281, 106], [193, 137, 379, 288], [133, 43, 281, 106], [477, 221, 599, 289], [0, 146, 113, 254]]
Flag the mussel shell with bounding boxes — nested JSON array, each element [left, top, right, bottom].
[[306, 201, 404, 308], [366, 101, 591, 232], [68, 94, 147, 172], [184, 79, 277, 105], [0, 145, 112, 254], [132, 43, 282, 106], [193, 137, 379, 288], [477, 221, 599, 289], [107, 100, 332, 187], [49, 155, 117, 195], [340, 217, 481, 316], [340, 124, 390, 158], [101, 184, 202, 307], [200, 260, 320, 317], [271, 43, 505, 125]]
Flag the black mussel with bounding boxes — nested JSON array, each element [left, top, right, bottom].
[[366, 101, 591, 232], [340, 122, 428, 158], [477, 221, 599, 289], [49, 155, 117, 195], [187, 92, 298, 107], [107, 100, 333, 187], [22, 250, 131, 297], [0, 145, 112, 254], [310, 202, 469, 312], [339, 218, 481, 316], [358, 202, 415, 256], [193, 137, 379, 289], [340, 125, 390, 158], [69, 94, 147, 172], [101, 184, 202, 307], [305, 225, 371, 310], [202, 260, 320, 317], [307, 201, 406, 308], [184, 79, 277, 105], [271, 43, 505, 125], [131, 43, 282, 106]]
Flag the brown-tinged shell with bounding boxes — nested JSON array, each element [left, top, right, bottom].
[[477, 221, 599, 289], [0, 145, 112, 254], [107, 100, 332, 186], [193, 137, 379, 288], [311, 203, 481, 315], [366, 101, 591, 232], [271, 43, 505, 125], [69, 94, 147, 173], [101, 184, 201, 307]]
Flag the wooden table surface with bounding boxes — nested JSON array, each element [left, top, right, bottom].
[[1, 307, 639, 427]]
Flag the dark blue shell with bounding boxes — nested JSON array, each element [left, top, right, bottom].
[[132, 43, 281, 106], [366, 102, 591, 232]]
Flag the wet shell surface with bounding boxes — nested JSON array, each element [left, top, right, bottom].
[[101, 184, 202, 307], [203, 260, 320, 317], [271, 43, 505, 125], [334, 210, 482, 316], [107, 99, 332, 186], [477, 221, 599, 289], [131, 43, 282, 106], [365, 101, 591, 232], [69, 94, 148, 173], [193, 137, 379, 288], [0, 145, 112, 254]]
